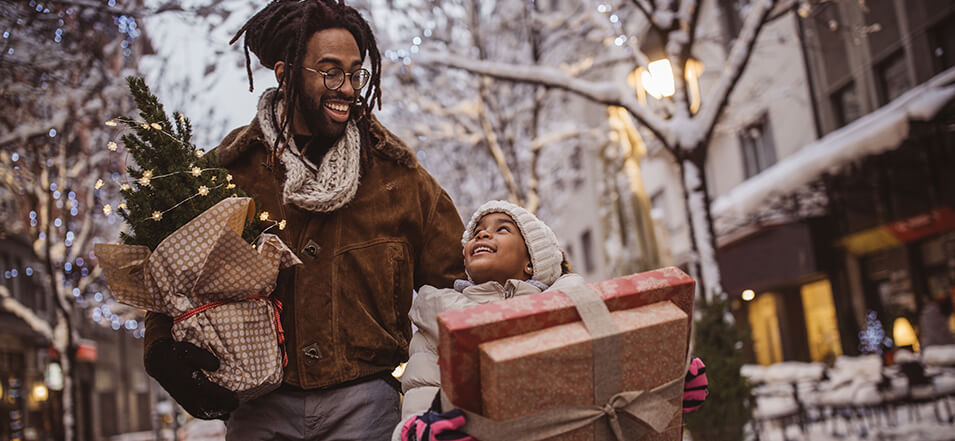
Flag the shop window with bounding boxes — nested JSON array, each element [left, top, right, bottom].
[[747, 291, 784, 365], [831, 82, 862, 127], [739, 115, 777, 178], [892, 317, 920, 352], [800, 279, 844, 362], [876, 51, 912, 105]]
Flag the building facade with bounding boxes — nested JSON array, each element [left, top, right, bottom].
[[641, 0, 955, 365]]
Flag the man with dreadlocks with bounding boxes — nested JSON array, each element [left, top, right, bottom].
[[141, 1, 467, 439]]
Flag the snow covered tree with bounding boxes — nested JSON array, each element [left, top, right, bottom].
[[370, 0, 664, 273], [0, 1, 147, 439], [415, 0, 782, 303]]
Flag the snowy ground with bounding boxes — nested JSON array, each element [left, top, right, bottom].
[[748, 402, 955, 441], [159, 409, 955, 441]]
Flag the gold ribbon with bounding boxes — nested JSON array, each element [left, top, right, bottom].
[[441, 376, 683, 441], [443, 284, 685, 441]]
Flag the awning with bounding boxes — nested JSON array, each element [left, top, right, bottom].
[[712, 67, 955, 225]]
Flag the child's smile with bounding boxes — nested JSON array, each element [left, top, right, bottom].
[[464, 212, 532, 285]]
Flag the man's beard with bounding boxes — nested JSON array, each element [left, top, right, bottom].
[[300, 93, 349, 143]]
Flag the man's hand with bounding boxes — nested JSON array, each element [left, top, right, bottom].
[[399, 409, 475, 441], [683, 356, 708, 413], [144, 338, 239, 420]]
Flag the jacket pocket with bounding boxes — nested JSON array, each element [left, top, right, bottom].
[[335, 239, 413, 366]]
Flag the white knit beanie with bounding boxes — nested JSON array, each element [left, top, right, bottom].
[[461, 200, 562, 286]]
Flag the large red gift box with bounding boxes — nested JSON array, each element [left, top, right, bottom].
[[480, 301, 688, 440], [437, 267, 695, 417]]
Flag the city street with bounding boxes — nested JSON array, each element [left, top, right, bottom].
[[2, 0, 954, 439]]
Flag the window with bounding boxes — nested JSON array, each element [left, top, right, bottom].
[[863, 0, 902, 59], [580, 229, 595, 274], [738, 115, 777, 178], [831, 82, 862, 127], [930, 16, 955, 73], [718, 0, 746, 44], [570, 146, 584, 191], [876, 51, 913, 105], [813, 4, 851, 85]]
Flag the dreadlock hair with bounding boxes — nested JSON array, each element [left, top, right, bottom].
[[230, 0, 382, 166]]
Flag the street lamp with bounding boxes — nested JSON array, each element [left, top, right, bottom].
[[641, 59, 675, 99], [32, 383, 48, 402]]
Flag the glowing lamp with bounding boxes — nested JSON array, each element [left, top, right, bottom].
[[641, 59, 675, 99]]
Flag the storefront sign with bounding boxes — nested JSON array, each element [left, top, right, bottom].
[[841, 207, 955, 255]]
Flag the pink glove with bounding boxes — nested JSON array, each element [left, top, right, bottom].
[[400, 409, 475, 441], [683, 356, 708, 413]]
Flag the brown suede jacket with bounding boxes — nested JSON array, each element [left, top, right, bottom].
[[144, 115, 466, 389]]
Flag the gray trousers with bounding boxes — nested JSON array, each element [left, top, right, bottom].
[[226, 378, 400, 441]]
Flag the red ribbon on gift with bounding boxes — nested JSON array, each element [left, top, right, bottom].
[[174, 296, 288, 367]]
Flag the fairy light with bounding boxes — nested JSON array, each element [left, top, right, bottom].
[[118, 202, 127, 210], [259, 212, 270, 222], [138, 176, 151, 186], [105, 120, 118, 127], [108, 141, 118, 151], [278, 220, 287, 230], [196, 150, 205, 158], [120, 184, 131, 191], [226, 174, 233, 182], [150, 123, 161, 130], [102, 204, 112, 215], [226, 183, 236, 189], [191, 167, 202, 177], [197, 185, 209, 196], [140, 123, 149, 129], [151, 211, 162, 221], [178, 114, 186, 123], [94, 179, 105, 190]]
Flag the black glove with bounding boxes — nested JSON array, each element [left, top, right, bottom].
[[144, 338, 238, 420]]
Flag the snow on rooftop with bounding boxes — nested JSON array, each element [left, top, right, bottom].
[[712, 67, 955, 223]]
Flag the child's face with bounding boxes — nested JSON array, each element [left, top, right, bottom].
[[464, 212, 532, 286]]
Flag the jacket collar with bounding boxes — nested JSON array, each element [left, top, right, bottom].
[[457, 279, 544, 302], [215, 88, 417, 169]]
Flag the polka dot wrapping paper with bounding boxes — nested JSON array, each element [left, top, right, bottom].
[[95, 197, 302, 402]]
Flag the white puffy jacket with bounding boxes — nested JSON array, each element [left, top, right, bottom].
[[391, 274, 586, 440]]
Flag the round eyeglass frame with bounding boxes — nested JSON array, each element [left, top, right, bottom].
[[302, 66, 371, 91]]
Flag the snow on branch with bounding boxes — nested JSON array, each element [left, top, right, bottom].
[[694, 0, 777, 145], [415, 51, 669, 138], [0, 285, 54, 341]]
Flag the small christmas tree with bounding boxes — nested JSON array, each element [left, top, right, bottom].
[[685, 295, 753, 441], [113, 76, 264, 249], [858, 310, 893, 354]]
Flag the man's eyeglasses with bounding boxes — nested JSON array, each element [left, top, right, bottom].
[[302, 66, 371, 91]]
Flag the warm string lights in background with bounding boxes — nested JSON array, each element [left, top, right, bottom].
[[97, 117, 286, 235]]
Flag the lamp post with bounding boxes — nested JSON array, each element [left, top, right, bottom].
[[641, 59, 676, 99]]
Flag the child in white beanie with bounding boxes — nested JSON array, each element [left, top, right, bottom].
[[394, 200, 707, 441], [393, 200, 583, 441]]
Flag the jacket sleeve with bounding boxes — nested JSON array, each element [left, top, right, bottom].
[[397, 286, 478, 436], [414, 186, 466, 290], [143, 311, 173, 360]]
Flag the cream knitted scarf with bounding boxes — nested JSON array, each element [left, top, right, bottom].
[[257, 88, 361, 213]]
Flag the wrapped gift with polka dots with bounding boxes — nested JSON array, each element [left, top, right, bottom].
[[95, 197, 302, 402]]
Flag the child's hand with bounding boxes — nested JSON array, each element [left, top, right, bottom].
[[400, 409, 475, 441], [683, 356, 708, 413]]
